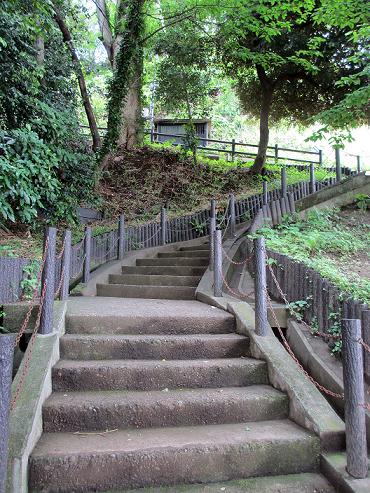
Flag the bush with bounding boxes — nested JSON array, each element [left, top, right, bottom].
[[0, 128, 60, 224]]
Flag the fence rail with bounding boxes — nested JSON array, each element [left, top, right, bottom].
[[0, 159, 360, 305]]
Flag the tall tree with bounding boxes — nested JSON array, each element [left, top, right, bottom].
[[102, 0, 145, 158], [217, 0, 366, 173], [52, 2, 101, 151], [95, 0, 145, 150]]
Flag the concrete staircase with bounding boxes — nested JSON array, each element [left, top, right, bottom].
[[96, 244, 210, 300], [28, 291, 334, 492]]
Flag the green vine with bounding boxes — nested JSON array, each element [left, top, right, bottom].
[[101, 0, 145, 157]]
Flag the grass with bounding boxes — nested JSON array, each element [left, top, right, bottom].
[[253, 207, 370, 303]]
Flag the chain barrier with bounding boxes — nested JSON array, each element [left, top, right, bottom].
[[264, 287, 344, 400], [131, 227, 161, 247], [11, 280, 47, 410], [222, 247, 253, 266], [265, 258, 341, 341], [56, 234, 67, 260], [13, 237, 49, 348], [54, 266, 65, 299], [220, 270, 255, 300], [222, 215, 231, 240]]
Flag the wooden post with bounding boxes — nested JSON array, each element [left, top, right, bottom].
[[309, 163, 316, 194], [0, 334, 14, 493], [357, 156, 361, 174], [60, 229, 71, 301], [362, 310, 370, 384], [335, 148, 342, 183], [40, 226, 56, 335], [274, 144, 279, 161], [118, 214, 125, 260], [211, 198, 216, 220], [161, 207, 166, 245], [229, 193, 236, 237], [213, 229, 222, 297], [209, 216, 216, 271], [254, 237, 268, 336], [231, 139, 236, 161], [281, 167, 287, 196], [318, 149, 323, 167], [342, 319, 368, 479], [262, 181, 268, 205], [82, 226, 91, 284]]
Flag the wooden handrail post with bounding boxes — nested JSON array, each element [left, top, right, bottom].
[[357, 156, 361, 174], [335, 148, 342, 182], [229, 193, 236, 236], [342, 318, 368, 479], [209, 216, 216, 271], [82, 226, 92, 284], [231, 139, 236, 161], [60, 229, 71, 300], [309, 163, 316, 194], [281, 167, 287, 196], [40, 226, 57, 335], [160, 207, 166, 245], [253, 237, 268, 336], [211, 198, 216, 219], [362, 311, 370, 384], [118, 214, 125, 260], [274, 144, 279, 161], [318, 149, 323, 167], [213, 229, 222, 297], [0, 334, 14, 493], [209, 199, 216, 271], [262, 181, 268, 206]]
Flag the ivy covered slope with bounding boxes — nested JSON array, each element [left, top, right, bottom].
[[255, 205, 370, 303]]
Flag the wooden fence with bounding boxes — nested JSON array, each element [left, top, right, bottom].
[[242, 199, 369, 384], [0, 164, 360, 304]]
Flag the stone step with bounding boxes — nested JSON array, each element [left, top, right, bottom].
[[179, 244, 209, 251], [60, 333, 250, 360], [109, 274, 202, 287], [66, 298, 235, 335], [97, 284, 196, 300], [122, 265, 207, 276], [119, 473, 335, 493], [29, 420, 320, 492], [157, 251, 209, 258], [43, 385, 289, 432], [52, 358, 268, 392], [136, 258, 209, 267]]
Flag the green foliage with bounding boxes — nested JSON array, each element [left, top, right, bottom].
[[0, 0, 98, 226], [355, 193, 370, 211], [21, 260, 40, 299], [0, 128, 60, 224], [254, 208, 370, 302], [287, 299, 311, 321]]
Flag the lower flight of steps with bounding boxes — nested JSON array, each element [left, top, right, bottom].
[[28, 297, 332, 493], [96, 244, 210, 300]]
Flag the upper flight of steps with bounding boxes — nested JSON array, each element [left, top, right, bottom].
[[28, 297, 334, 493], [96, 244, 210, 300]]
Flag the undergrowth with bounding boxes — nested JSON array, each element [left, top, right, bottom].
[[254, 207, 370, 303]]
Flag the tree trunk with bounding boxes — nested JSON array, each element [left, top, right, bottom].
[[117, 62, 143, 149], [53, 6, 101, 152], [250, 65, 274, 175], [250, 86, 273, 174]]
